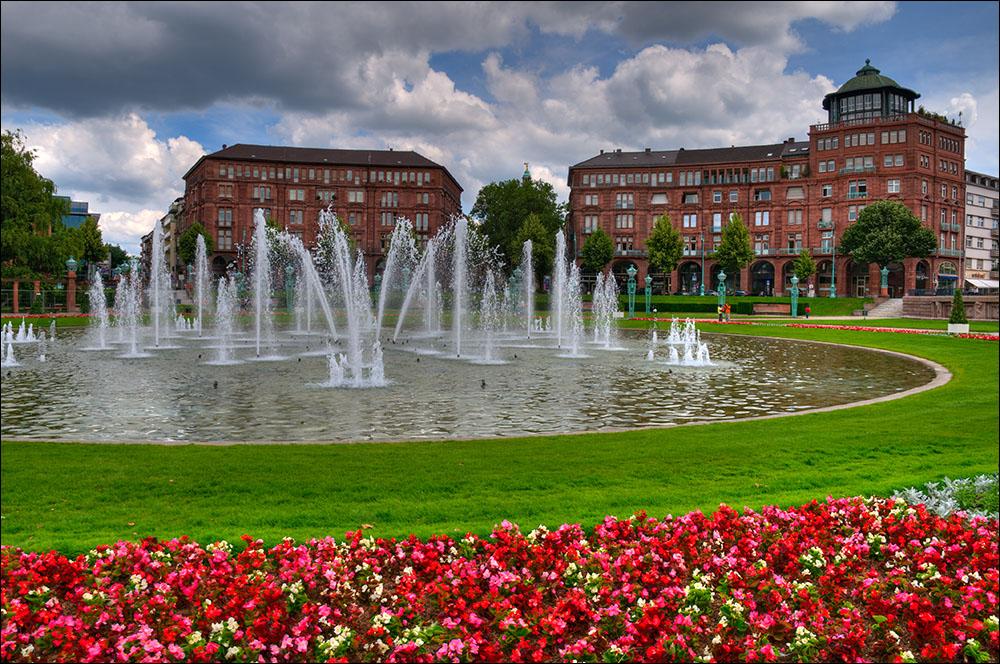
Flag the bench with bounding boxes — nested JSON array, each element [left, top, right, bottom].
[[752, 303, 790, 315]]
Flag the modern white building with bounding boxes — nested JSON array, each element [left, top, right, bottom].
[[963, 170, 999, 293]]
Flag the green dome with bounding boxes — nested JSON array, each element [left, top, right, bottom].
[[836, 60, 909, 94], [823, 60, 919, 111]]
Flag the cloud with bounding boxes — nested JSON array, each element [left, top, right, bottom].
[[97, 210, 164, 255], [2, 1, 895, 118]]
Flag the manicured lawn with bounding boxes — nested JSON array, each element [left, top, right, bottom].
[[1, 325, 997, 557]]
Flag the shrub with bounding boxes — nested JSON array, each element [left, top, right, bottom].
[[948, 288, 968, 324]]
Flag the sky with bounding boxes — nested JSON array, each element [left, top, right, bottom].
[[2, 1, 998, 256]]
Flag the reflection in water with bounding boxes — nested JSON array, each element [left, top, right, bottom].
[[0, 328, 934, 443]]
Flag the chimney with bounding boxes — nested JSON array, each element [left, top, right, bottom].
[[600, 149, 604, 155], [222, 144, 227, 150], [645, 147, 651, 153]]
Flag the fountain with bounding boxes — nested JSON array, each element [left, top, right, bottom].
[[194, 235, 209, 336], [204, 275, 240, 366], [520, 240, 534, 339], [147, 219, 177, 349], [1, 342, 19, 367], [82, 271, 111, 350], [592, 271, 621, 350], [552, 231, 566, 347], [657, 318, 713, 366], [250, 209, 281, 359], [375, 218, 417, 334], [116, 266, 152, 359]]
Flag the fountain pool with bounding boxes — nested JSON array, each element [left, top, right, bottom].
[[0, 326, 935, 443]]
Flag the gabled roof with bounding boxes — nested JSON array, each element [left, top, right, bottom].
[[183, 144, 462, 191], [570, 141, 809, 170]]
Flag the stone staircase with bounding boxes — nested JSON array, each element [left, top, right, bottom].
[[866, 297, 903, 319]]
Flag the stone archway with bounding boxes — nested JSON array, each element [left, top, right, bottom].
[[711, 264, 740, 292], [678, 261, 700, 294], [887, 262, 905, 298], [915, 260, 930, 292]]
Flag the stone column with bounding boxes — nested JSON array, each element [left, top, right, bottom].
[[12, 281, 19, 314], [67, 271, 78, 313]]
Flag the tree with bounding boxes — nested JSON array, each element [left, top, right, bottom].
[[1, 129, 71, 276], [791, 249, 816, 283], [80, 215, 107, 278], [178, 222, 215, 266], [948, 288, 967, 324], [512, 213, 555, 290], [470, 178, 565, 268], [839, 200, 936, 268], [580, 227, 614, 273], [711, 212, 754, 275], [106, 244, 129, 270], [645, 214, 684, 274]]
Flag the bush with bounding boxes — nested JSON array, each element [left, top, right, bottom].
[[948, 289, 968, 324], [29, 294, 43, 314]]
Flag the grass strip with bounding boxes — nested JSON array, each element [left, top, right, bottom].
[[2, 325, 997, 557]]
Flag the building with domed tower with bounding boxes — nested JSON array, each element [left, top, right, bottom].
[[566, 61, 967, 298]]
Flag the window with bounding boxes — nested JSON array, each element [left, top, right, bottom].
[[289, 210, 303, 225], [218, 228, 232, 250], [616, 236, 633, 252], [754, 189, 771, 201], [218, 183, 233, 198], [822, 184, 833, 197], [821, 208, 832, 223], [650, 193, 668, 205], [729, 190, 738, 202], [585, 193, 599, 206], [615, 193, 634, 208], [754, 211, 770, 226], [348, 191, 365, 203], [848, 205, 866, 221], [713, 190, 722, 203], [682, 193, 698, 204], [682, 214, 697, 228], [616, 214, 634, 229], [787, 209, 802, 225], [583, 215, 599, 232], [786, 186, 804, 200], [712, 212, 722, 231], [218, 208, 233, 226], [288, 189, 304, 201], [381, 191, 398, 207], [848, 180, 867, 198], [887, 179, 900, 194], [380, 212, 395, 226], [787, 233, 802, 250], [922, 180, 928, 194]]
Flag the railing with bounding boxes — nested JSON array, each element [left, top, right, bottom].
[[681, 249, 705, 257], [614, 249, 647, 258], [613, 202, 635, 209], [941, 222, 962, 232], [846, 192, 868, 200], [709, 226, 723, 233], [838, 166, 878, 175], [817, 221, 834, 230], [778, 248, 803, 255], [937, 248, 964, 258], [810, 113, 936, 133]]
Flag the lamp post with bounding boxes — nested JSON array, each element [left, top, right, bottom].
[[717, 269, 727, 320], [374, 273, 382, 294], [880, 265, 890, 297], [699, 232, 705, 296], [626, 264, 637, 318], [510, 265, 522, 315], [830, 238, 837, 298], [790, 275, 799, 317], [644, 274, 652, 314], [66, 256, 79, 313]]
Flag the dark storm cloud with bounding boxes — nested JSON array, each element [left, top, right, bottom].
[[0, 1, 530, 117]]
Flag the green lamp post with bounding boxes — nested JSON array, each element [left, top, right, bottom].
[[626, 264, 637, 318], [880, 265, 889, 297], [374, 273, 382, 294], [284, 264, 295, 313], [510, 265, 522, 313], [644, 275, 652, 314], [790, 275, 799, 317], [717, 270, 727, 320], [830, 240, 837, 298], [699, 232, 705, 296]]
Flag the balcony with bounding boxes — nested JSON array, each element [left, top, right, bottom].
[[937, 248, 964, 258], [778, 247, 804, 255], [615, 249, 647, 258], [838, 166, 878, 175], [682, 249, 705, 257], [613, 202, 635, 209], [846, 192, 868, 200], [709, 226, 723, 233], [941, 221, 962, 232], [992, 205, 999, 219], [817, 221, 834, 230], [754, 248, 778, 256]]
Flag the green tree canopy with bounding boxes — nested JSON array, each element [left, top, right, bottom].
[[645, 214, 684, 274], [711, 212, 754, 274], [791, 249, 816, 283], [839, 200, 937, 268], [1, 129, 72, 277], [580, 227, 614, 273], [178, 222, 215, 266], [80, 215, 107, 275], [106, 244, 129, 270], [470, 177, 565, 268], [512, 213, 555, 290]]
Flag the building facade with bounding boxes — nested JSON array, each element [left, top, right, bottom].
[[566, 61, 967, 298], [181, 144, 463, 280], [963, 170, 999, 292]]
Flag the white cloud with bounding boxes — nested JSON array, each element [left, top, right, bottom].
[[97, 209, 163, 255]]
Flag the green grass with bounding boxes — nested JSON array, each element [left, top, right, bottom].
[[2, 325, 997, 557]]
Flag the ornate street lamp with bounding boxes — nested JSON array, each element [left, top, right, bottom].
[[626, 264, 637, 318], [699, 232, 706, 296], [374, 273, 382, 293], [790, 275, 800, 317], [644, 274, 652, 314], [880, 265, 890, 297], [717, 270, 727, 320], [830, 239, 837, 298]]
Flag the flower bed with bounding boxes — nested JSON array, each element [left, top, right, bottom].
[[2, 497, 997, 663]]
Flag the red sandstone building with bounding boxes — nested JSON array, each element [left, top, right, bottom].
[[181, 144, 462, 279], [566, 61, 967, 297]]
